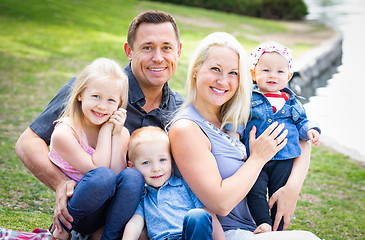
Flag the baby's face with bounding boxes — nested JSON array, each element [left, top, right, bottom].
[[252, 52, 293, 94], [130, 141, 172, 189]]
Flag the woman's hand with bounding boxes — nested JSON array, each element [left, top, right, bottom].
[[248, 122, 288, 164], [109, 108, 127, 136], [51, 180, 77, 233], [268, 183, 297, 231], [269, 140, 311, 231]]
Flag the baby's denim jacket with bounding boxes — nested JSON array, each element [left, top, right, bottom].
[[225, 85, 320, 160]]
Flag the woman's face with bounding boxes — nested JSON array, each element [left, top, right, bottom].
[[194, 46, 239, 109]]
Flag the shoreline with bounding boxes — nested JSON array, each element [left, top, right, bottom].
[[293, 27, 365, 163]]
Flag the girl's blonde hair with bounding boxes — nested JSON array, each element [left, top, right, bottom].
[[60, 57, 129, 128], [128, 126, 170, 163], [179, 32, 252, 130]]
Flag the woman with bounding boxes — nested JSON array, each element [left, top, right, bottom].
[[169, 32, 319, 240]]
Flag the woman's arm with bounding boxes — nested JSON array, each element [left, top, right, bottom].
[[16, 127, 76, 231], [169, 119, 287, 216], [268, 140, 311, 231], [202, 207, 225, 240]]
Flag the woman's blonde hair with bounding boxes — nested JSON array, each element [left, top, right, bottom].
[[60, 57, 129, 128], [179, 32, 252, 130]]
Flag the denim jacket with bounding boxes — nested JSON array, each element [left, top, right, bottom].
[[241, 85, 320, 160]]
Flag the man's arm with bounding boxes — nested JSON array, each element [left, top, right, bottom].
[[15, 127, 76, 230], [15, 77, 77, 231], [16, 127, 69, 190]]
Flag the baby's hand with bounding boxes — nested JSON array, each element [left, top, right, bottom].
[[308, 129, 320, 147], [254, 223, 272, 234], [109, 108, 127, 135]]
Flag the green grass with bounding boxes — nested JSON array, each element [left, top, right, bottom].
[[0, 0, 363, 239]]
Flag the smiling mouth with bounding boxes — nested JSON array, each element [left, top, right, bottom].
[[92, 110, 107, 118], [151, 174, 163, 179], [267, 81, 277, 84], [211, 87, 226, 95], [148, 67, 167, 72]]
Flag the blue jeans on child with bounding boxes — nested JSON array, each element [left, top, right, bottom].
[[62, 167, 144, 240], [166, 209, 213, 240]]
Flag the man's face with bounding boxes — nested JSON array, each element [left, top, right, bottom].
[[125, 22, 182, 91]]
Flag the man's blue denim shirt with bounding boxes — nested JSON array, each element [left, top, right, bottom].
[[30, 63, 184, 145]]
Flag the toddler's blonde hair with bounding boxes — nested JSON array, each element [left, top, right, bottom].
[[128, 126, 170, 163]]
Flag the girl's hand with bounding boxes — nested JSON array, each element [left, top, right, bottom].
[[100, 120, 114, 133], [109, 108, 127, 136], [248, 122, 288, 165]]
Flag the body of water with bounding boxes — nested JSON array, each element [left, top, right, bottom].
[[303, 0, 365, 162]]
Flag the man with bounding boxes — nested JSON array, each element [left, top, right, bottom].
[[15, 10, 184, 239]]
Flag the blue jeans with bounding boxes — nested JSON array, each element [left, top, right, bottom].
[[166, 209, 212, 240], [62, 167, 144, 240]]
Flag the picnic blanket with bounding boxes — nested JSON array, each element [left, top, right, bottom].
[[0, 227, 51, 240], [0, 228, 89, 240]]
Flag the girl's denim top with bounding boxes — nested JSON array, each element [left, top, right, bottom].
[[171, 104, 256, 232], [243, 85, 320, 160]]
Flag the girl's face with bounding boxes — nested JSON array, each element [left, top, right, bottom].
[[130, 141, 172, 189], [78, 77, 122, 126], [194, 46, 239, 109], [252, 52, 293, 94]]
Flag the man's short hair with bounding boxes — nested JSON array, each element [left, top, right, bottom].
[[127, 10, 180, 49]]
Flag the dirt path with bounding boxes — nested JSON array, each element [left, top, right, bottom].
[[175, 14, 337, 58]]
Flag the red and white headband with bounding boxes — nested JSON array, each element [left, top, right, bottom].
[[250, 41, 293, 73]]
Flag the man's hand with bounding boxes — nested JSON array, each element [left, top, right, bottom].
[[268, 184, 298, 231], [51, 180, 77, 233]]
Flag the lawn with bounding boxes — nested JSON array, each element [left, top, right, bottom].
[[0, 0, 364, 239]]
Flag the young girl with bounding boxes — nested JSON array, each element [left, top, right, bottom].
[[227, 41, 321, 233], [246, 41, 320, 232], [49, 58, 144, 240]]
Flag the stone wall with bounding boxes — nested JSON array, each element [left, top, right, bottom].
[[290, 31, 343, 98]]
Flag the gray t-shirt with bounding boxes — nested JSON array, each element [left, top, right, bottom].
[[173, 104, 256, 232]]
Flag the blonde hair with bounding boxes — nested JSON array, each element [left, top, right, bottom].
[[60, 57, 129, 128], [128, 126, 170, 163], [178, 32, 252, 131]]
